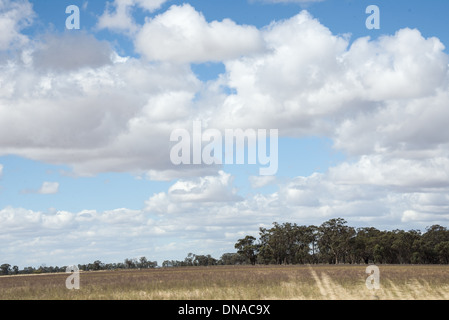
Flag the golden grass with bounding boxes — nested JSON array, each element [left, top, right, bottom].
[[1, 264, 448, 300]]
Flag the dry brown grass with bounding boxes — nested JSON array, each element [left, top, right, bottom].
[[1, 264, 448, 300]]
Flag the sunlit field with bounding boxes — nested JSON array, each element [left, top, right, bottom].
[[1, 265, 449, 300]]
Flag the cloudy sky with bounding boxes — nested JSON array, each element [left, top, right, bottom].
[[1, 0, 449, 268]]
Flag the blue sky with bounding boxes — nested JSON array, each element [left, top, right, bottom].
[[1, 0, 449, 267]]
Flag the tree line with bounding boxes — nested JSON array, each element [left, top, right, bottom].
[[234, 218, 449, 265], [2, 218, 449, 275], [0, 257, 158, 276]]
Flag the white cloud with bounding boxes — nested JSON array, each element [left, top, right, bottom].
[[209, 10, 351, 132], [97, 0, 138, 33], [100, 208, 145, 225], [0, 207, 42, 232], [328, 156, 449, 190], [1, 9, 447, 182], [0, 164, 3, 177], [0, 0, 34, 50], [97, 0, 168, 33], [210, 14, 449, 138], [144, 171, 242, 213], [333, 90, 449, 157], [38, 182, 59, 194], [0, 47, 203, 176], [167, 171, 242, 203], [144, 166, 220, 181], [342, 29, 447, 101], [42, 211, 73, 229], [135, 0, 168, 11], [33, 33, 113, 71], [135, 4, 265, 63]]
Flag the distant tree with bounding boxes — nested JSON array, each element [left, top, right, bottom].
[[0, 264, 11, 275], [257, 223, 318, 264], [258, 227, 275, 264], [352, 227, 382, 264], [422, 225, 449, 263], [235, 235, 258, 265], [269, 222, 293, 264], [23, 266, 35, 274], [138, 258, 157, 268], [12, 265, 19, 275], [390, 230, 421, 264], [124, 258, 134, 269], [318, 218, 355, 264], [194, 255, 209, 266], [92, 260, 103, 271], [220, 253, 246, 265], [292, 225, 316, 264], [258, 223, 287, 264], [220, 253, 234, 265], [162, 260, 171, 267], [435, 241, 449, 264], [104, 263, 116, 270], [184, 253, 195, 266]]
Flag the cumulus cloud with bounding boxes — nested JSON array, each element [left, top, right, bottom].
[[135, 4, 265, 63], [0, 49, 203, 176], [209, 14, 449, 137], [328, 156, 449, 190], [333, 90, 449, 157], [97, 0, 169, 33], [0, 0, 34, 51], [1, 9, 447, 182], [145, 171, 242, 214], [167, 171, 242, 203], [33, 33, 113, 71]]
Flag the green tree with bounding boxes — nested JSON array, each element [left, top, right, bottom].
[[390, 230, 421, 264], [235, 235, 258, 265], [138, 256, 148, 268], [292, 225, 316, 264], [220, 253, 247, 265], [0, 264, 11, 275], [352, 227, 382, 263], [422, 225, 449, 263], [92, 260, 103, 271], [124, 258, 136, 269], [435, 241, 449, 264], [12, 265, 19, 275], [318, 218, 355, 264], [184, 253, 195, 266]]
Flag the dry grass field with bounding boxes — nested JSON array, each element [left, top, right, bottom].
[[1, 264, 449, 300]]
